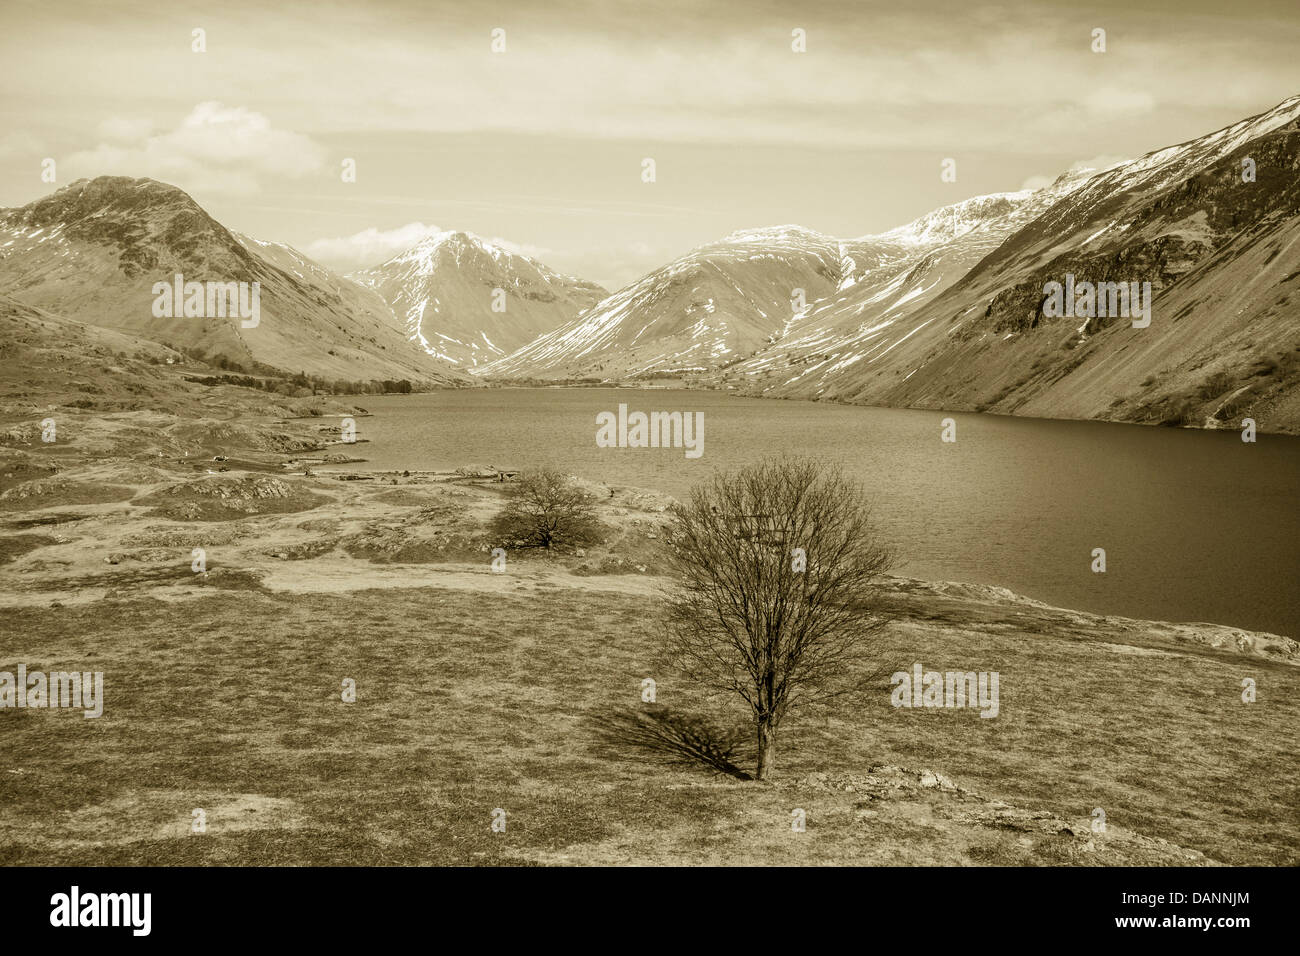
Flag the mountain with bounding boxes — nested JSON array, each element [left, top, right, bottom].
[[476, 225, 846, 380], [476, 195, 1095, 383], [351, 231, 606, 368], [710, 181, 1093, 390], [0, 177, 467, 387], [734, 94, 1300, 432]]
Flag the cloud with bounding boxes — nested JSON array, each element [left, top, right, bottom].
[[65, 102, 328, 195], [304, 222, 440, 271], [3, 2, 1292, 164]]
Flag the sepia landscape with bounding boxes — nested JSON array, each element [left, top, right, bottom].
[[1, 0, 1297, 871]]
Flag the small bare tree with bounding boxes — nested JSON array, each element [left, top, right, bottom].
[[491, 469, 603, 551], [664, 456, 895, 781]]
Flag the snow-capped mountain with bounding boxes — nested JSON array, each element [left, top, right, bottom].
[[0, 177, 467, 386], [351, 231, 606, 368], [732, 94, 1300, 432], [711, 177, 1093, 390], [478, 193, 1087, 383], [477, 225, 845, 380]]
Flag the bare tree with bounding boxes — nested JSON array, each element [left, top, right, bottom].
[[664, 456, 895, 781], [491, 469, 603, 551]]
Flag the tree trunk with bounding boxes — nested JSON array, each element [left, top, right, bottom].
[[755, 720, 775, 781]]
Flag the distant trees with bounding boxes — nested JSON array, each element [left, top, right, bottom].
[[663, 456, 895, 781], [491, 470, 603, 551], [173, 345, 416, 397]]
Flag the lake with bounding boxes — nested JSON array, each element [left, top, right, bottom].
[[354, 388, 1300, 637]]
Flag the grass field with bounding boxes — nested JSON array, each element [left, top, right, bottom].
[[3, 575, 1295, 866]]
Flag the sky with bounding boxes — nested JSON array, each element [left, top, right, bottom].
[[1, 0, 1297, 289]]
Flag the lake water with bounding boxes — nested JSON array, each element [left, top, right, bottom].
[[355, 388, 1299, 637]]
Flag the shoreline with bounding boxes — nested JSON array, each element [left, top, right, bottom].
[[2, 439, 1295, 657], [463, 380, 1300, 438]]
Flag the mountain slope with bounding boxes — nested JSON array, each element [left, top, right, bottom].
[[0, 177, 467, 387], [729, 95, 1300, 433], [233, 232, 417, 343], [709, 182, 1092, 391], [477, 225, 846, 380], [352, 231, 606, 368]]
